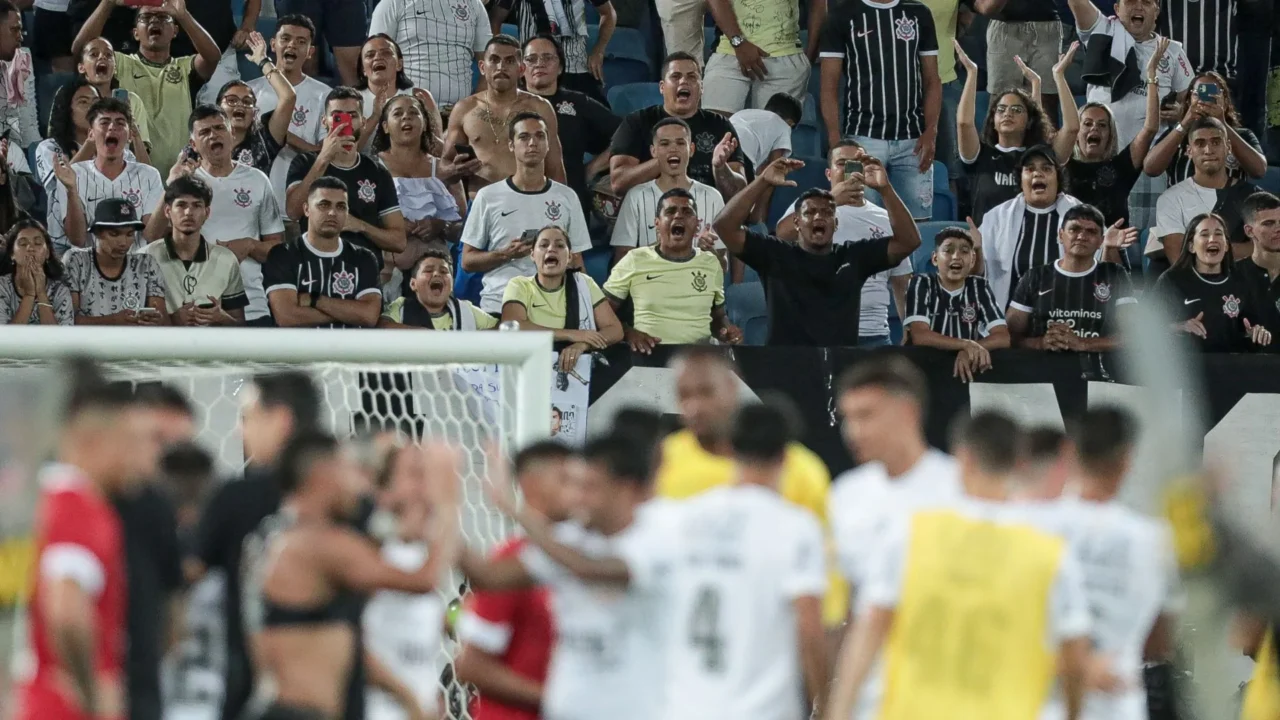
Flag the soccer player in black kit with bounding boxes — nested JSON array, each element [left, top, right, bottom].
[[1007, 204, 1137, 351], [1155, 212, 1275, 352]]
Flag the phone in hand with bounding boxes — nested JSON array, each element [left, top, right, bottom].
[[111, 88, 130, 105], [196, 301, 215, 309], [1196, 82, 1220, 103], [845, 161, 863, 180], [332, 111, 355, 137], [519, 229, 540, 245], [454, 143, 474, 159]]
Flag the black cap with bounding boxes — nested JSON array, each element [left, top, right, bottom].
[[1018, 144, 1059, 169], [91, 198, 144, 231]]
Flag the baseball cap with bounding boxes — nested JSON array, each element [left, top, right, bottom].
[[91, 199, 144, 231], [1017, 144, 1059, 169]]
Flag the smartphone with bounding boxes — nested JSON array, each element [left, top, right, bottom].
[[454, 143, 474, 159], [196, 301, 215, 309], [1196, 82, 1220, 103], [845, 161, 863, 179], [332, 111, 355, 137], [137, 307, 160, 315], [182, 145, 200, 163], [111, 88, 130, 105], [519, 229, 540, 245]]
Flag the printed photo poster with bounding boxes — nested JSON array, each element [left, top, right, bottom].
[[551, 352, 591, 447]]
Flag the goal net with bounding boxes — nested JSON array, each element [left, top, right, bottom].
[[0, 325, 553, 720]]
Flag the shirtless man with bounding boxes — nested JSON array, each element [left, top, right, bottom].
[[241, 433, 460, 720], [443, 35, 567, 190]]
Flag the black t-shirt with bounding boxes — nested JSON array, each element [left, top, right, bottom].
[[1066, 146, 1143, 227], [609, 105, 746, 189], [991, 0, 1058, 21], [543, 87, 619, 206], [192, 467, 282, 720], [232, 112, 284, 177], [1155, 266, 1263, 352], [262, 236, 382, 328], [287, 152, 401, 263], [112, 485, 184, 720], [904, 274, 1006, 341], [171, 0, 236, 55], [1234, 257, 1280, 333], [1009, 261, 1136, 338], [1009, 207, 1063, 305], [736, 229, 894, 346], [964, 144, 1023, 224], [68, 0, 135, 52], [1158, 126, 1264, 185]]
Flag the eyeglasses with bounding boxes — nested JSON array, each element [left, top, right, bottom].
[[221, 96, 257, 108], [523, 53, 558, 66], [995, 104, 1026, 116], [137, 14, 174, 24]]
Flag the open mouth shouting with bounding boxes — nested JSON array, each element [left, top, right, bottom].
[[426, 276, 447, 294], [674, 87, 693, 103], [1028, 178, 1050, 197], [281, 49, 299, 65], [102, 133, 124, 152], [808, 218, 832, 240], [93, 60, 110, 78], [945, 259, 966, 276], [1083, 132, 1102, 151], [542, 253, 564, 270], [1200, 239, 1225, 262], [663, 153, 683, 171], [371, 59, 389, 74]]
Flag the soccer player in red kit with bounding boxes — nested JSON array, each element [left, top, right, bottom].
[[454, 441, 578, 720], [17, 374, 163, 720]]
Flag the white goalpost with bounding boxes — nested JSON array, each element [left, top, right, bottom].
[[0, 326, 555, 720]]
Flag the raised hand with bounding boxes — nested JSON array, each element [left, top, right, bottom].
[[319, 122, 350, 162], [1103, 219, 1138, 248], [858, 154, 890, 191], [51, 152, 77, 190], [1054, 42, 1079, 77], [759, 156, 804, 187], [966, 216, 982, 248], [953, 39, 977, 74], [1146, 36, 1170, 79], [14, 264, 35, 298], [1014, 55, 1041, 88], [160, 0, 186, 18], [245, 31, 268, 64], [711, 133, 738, 169]]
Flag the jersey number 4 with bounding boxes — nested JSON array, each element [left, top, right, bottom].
[[689, 586, 726, 673]]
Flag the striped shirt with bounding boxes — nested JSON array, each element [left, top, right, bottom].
[[501, 0, 607, 75], [818, 0, 939, 141], [1159, 0, 1237, 78], [1009, 207, 1063, 308], [610, 180, 725, 250], [904, 274, 1005, 341], [369, 0, 492, 107], [47, 159, 165, 255], [1009, 260, 1136, 339]]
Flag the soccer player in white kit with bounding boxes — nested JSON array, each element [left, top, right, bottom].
[[828, 357, 962, 720], [1033, 408, 1183, 720], [498, 403, 830, 720]]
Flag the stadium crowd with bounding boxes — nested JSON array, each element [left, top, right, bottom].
[[3, 0, 1280, 718]]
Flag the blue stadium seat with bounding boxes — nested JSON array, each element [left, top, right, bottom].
[[582, 247, 612, 286], [725, 282, 768, 345], [974, 91, 991, 128], [605, 27, 649, 63], [799, 93, 819, 129], [37, 72, 75, 140], [607, 82, 661, 116], [933, 160, 949, 189], [791, 125, 823, 158], [501, 23, 519, 38], [933, 189, 957, 221], [603, 59, 651, 88], [1261, 166, 1280, 194], [704, 27, 718, 61], [912, 221, 966, 274], [231, 0, 245, 23], [585, 1, 599, 24], [256, 16, 277, 42], [239, 53, 263, 82]]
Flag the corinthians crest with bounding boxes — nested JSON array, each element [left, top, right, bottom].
[[233, 187, 253, 208], [546, 200, 563, 221], [1223, 294, 1241, 318], [691, 270, 707, 292]]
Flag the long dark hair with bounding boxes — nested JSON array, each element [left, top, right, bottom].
[[355, 34, 414, 92], [981, 88, 1054, 149], [1170, 212, 1234, 273], [48, 75, 98, 156], [0, 217, 66, 281], [371, 94, 433, 155], [1189, 71, 1242, 128]]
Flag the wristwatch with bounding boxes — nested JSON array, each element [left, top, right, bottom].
[[729, 35, 746, 48]]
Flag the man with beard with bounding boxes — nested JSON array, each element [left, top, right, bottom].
[[1237, 192, 1280, 330], [443, 35, 567, 190], [1007, 204, 1138, 351], [268, 178, 383, 329], [73, 0, 222, 176], [247, 15, 331, 209], [172, 105, 284, 326], [142, 175, 249, 326], [609, 52, 747, 198], [520, 34, 617, 211], [713, 153, 920, 347], [604, 188, 742, 350], [285, 88, 407, 268], [46, 97, 162, 251]]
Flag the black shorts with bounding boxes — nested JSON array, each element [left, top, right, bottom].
[[273, 0, 367, 48], [31, 7, 74, 60]]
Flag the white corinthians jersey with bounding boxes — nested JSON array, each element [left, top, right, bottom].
[[520, 511, 668, 720], [162, 571, 226, 720], [621, 486, 827, 720], [1030, 497, 1184, 720], [363, 540, 446, 720]]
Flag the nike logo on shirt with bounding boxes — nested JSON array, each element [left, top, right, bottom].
[[856, 29, 874, 38], [500, 210, 518, 217], [1038, 289, 1054, 296], [645, 274, 661, 280], [1185, 298, 1200, 304]]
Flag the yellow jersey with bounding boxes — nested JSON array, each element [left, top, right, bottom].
[[656, 429, 848, 624], [502, 274, 606, 329], [382, 297, 497, 329], [1244, 629, 1280, 720], [114, 52, 197, 176], [603, 246, 725, 344], [871, 503, 1088, 720]]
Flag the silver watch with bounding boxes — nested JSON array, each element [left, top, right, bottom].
[[729, 35, 746, 48]]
